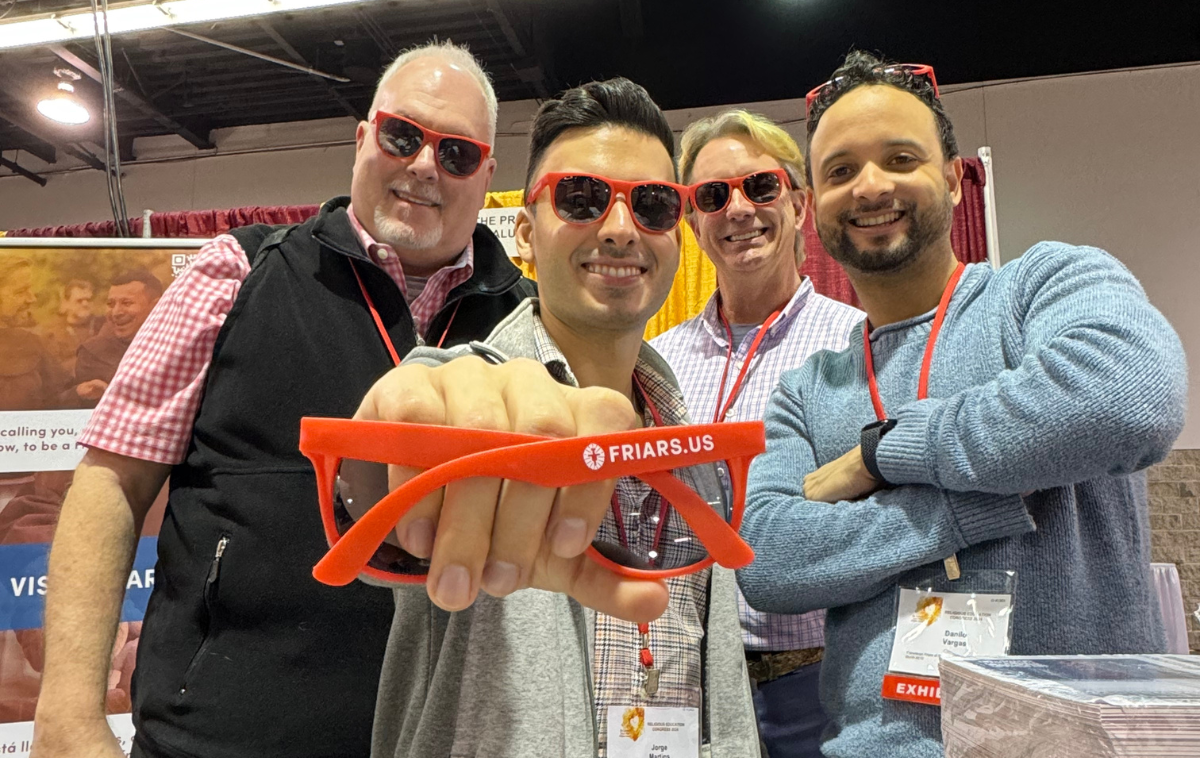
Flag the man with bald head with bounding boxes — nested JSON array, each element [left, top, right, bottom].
[[33, 41, 532, 758]]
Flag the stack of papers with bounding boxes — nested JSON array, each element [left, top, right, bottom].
[[940, 655, 1200, 757]]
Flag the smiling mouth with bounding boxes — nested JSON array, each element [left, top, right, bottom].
[[582, 262, 648, 278], [391, 188, 438, 207], [850, 210, 905, 228], [724, 227, 767, 243]]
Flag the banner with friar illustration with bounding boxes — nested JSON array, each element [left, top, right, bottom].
[[0, 239, 202, 755]]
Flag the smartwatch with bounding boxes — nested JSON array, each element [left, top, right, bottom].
[[860, 418, 897, 485]]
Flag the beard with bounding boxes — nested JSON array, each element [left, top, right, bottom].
[[0, 309, 33, 328], [374, 205, 443, 252], [816, 192, 954, 274]]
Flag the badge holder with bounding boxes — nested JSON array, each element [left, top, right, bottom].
[[606, 704, 700, 758], [882, 568, 1017, 706]]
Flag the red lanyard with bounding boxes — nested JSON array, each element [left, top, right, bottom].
[[607, 373, 669, 689], [609, 374, 669, 558], [350, 260, 460, 366], [863, 262, 965, 420], [711, 297, 782, 423]]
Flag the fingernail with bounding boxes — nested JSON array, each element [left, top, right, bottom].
[[481, 560, 519, 596], [434, 564, 471, 609], [550, 517, 589, 558], [401, 519, 435, 557]]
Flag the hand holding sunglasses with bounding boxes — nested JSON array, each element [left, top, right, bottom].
[[301, 417, 763, 621]]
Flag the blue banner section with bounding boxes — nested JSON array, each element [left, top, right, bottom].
[[0, 537, 157, 632]]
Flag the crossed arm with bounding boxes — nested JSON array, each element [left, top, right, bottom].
[[736, 378, 1035, 614]]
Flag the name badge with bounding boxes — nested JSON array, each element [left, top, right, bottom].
[[883, 569, 1016, 705], [606, 706, 700, 758]]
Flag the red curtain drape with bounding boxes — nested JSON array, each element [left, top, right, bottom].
[[799, 156, 989, 307], [6, 205, 320, 238]]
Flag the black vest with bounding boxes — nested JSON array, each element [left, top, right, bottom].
[[131, 198, 534, 758]]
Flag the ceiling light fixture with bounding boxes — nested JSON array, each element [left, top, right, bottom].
[[0, 0, 374, 51], [37, 68, 90, 125]]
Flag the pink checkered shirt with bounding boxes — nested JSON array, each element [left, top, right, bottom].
[[78, 205, 474, 464]]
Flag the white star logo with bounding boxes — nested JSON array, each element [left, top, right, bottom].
[[582, 443, 605, 471]]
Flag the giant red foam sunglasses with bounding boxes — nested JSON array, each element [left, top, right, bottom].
[[301, 418, 763, 586]]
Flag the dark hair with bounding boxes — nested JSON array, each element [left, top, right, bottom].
[[62, 279, 94, 299], [805, 50, 959, 183], [524, 77, 676, 193], [111, 269, 164, 300]]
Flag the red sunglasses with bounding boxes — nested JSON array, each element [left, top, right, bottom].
[[689, 169, 793, 214], [372, 111, 492, 177], [300, 418, 763, 586], [805, 63, 940, 116], [526, 172, 688, 234]]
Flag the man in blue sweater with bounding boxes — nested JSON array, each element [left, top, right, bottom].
[[737, 50, 1189, 758]]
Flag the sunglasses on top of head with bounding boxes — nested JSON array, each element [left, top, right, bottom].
[[372, 111, 492, 177], [688, 169, 793, 215], [526, 172, 688, 234], [805, 63, 940, 118]]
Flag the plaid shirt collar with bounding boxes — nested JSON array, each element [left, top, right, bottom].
[[699, 276, 815, 349], [529, 302, 688, 427]]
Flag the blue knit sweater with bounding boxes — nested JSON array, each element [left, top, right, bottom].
[[737, 242, 1188, 758]]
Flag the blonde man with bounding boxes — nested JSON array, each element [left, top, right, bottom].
[[652, 111, 863, 758]]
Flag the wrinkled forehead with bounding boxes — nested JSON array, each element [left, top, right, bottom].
[[372, 56, 491, 142], [537, 125, 676, 185], [811, 85, 942, 165], [691, 135, 786, 182]]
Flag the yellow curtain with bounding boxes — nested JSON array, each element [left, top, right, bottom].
[[483, 190, 715, 340]]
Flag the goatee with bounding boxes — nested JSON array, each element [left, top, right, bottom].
[[817, 192, 954, 274], [374, 206, 442, 251]]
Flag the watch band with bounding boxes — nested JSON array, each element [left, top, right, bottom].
[[861, 418, 897, 484]]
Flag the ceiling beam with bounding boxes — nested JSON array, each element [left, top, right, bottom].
[[255, 20, 365, 121], [353, 6, 398, 60], [1, 134, 56, 165], [0, 111, 104, 171], [0, 155, 47, 187], [0, 60, 106, 171], [49, 44, 215, 150], [485, 0, 552, 99], [166, 29, 350, 82]]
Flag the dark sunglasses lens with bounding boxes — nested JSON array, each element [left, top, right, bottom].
[[630, 184, 682, 232], [743, 172, 783, 204], [438, 138, 484, 176], [553, 176, 610, 224], [377, 117, 425, 158], [694, 181, 731, 213], [593, 461, 732, 571], [334, 459, 429, 577]]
